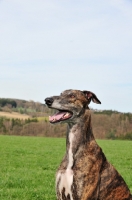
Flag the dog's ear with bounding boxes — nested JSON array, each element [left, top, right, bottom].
[[83, 91, 101, 104]]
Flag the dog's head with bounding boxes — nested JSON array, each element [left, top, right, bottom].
[[45, 89, 101, 124]]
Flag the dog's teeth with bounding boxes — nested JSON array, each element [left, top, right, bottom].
[[63, 112, 70, 119]]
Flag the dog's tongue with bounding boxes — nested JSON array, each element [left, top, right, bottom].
[[49, 111, 66, 122], [49, 111, 71, 122]]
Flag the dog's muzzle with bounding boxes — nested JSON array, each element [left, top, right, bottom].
[[45, 97, 73, 123]]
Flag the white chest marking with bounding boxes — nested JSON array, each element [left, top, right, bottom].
[[56, 131, 74, 200]]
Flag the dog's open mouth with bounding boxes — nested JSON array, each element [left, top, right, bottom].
[[49, 110, 72, 123]]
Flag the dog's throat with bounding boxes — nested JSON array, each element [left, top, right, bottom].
[[49, 111, 72, 123]]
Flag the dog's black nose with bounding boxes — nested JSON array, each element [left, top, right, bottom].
[[45, 97, 54, 106]]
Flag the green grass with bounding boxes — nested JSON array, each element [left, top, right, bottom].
[[0, 136, 132, 200], [37, 117, 48, 122]]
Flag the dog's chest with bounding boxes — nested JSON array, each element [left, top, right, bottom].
[[56, 131, 74, 200]]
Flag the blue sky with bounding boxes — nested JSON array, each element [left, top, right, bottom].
[[0, 0, 132, 112]]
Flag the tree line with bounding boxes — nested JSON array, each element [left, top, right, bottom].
[[0, 98, 132, 139], [0, 117, 66, 137], [0, 112, 132, 139], [0, 99, 17, 108]]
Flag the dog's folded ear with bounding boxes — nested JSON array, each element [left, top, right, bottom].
[[83, 91, 101, 104]]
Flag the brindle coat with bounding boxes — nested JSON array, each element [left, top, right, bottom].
[[45, 89, 132, 200]]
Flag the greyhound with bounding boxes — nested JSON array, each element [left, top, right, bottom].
[[45, 89, 132, 200]]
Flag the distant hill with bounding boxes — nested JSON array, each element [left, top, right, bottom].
[[0, 98, 132, 139], [0, 98, 49, 117]]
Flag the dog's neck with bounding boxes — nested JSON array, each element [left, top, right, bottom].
[[66, 109, 95, 155]]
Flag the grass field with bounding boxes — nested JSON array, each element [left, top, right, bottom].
[[0, 136, 132, 200]]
